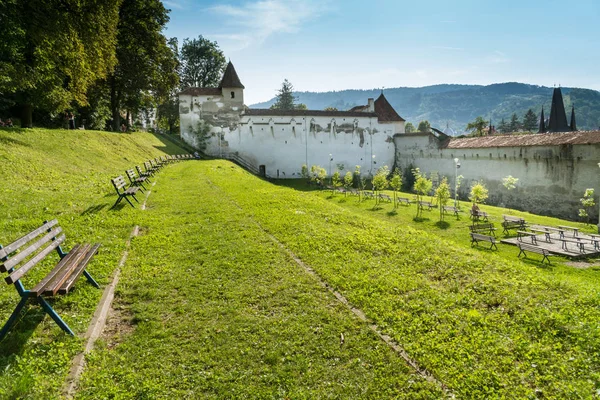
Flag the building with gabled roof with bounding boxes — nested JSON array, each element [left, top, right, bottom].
[[178, 62, 406, 179]]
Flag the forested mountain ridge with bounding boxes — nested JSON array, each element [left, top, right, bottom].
[[250, 83, 600, 133]]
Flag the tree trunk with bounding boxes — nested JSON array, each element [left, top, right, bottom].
[[20, 104, 33, 128], [110, 75, 120, 131]]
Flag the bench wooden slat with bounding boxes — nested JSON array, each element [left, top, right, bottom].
[[57, 244, 101, 295], [44, 244, 93, 296], [5, 234, 66, 285], [1, 227, 63, 272], [0, 220, 58, 260], [30, 244, 83, 296]]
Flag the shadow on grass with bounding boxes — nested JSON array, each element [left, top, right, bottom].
[[435, 221, 451, 229], [0, 307, 45, 363], [387, 209, 398, 216], [81, 204, 108, 215], [0, 135, 30, 147], [413, 216, 431, 223], [519, 257, 554, 269]]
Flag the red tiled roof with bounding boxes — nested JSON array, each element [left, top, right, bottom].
[[443, 130, 600, 149], [374, 94, 405, 122], [178, 87, 222, 96], [244, 109, 377, 118]]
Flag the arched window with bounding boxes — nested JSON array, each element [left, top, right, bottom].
[[231, 91, 235, 99]]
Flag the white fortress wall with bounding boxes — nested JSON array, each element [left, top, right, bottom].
[[394, 133, 600, 219]]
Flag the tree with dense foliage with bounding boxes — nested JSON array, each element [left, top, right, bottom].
[[271, 79, 299, 110], [466, 116, 489, 136], [301, 164, 309, 181], [522, 109, 537, 132], [310, 165, 327, 186], [502, 175, 519, 212], [469, 181, 489, 205], [579, 188, 595, 225], [0, 0, 121, 127], [324, 106, 338, 111], [435, 177, 451, 221], [179, 36, 226, 89], [509, 113, 521, 132], [343, 171, 353, 191], [405, 122, 415, 133], [107, 0, 178, 131], [412, 168, 433, 218], [417, 120, 431, 133]]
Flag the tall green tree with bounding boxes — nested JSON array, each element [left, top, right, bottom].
[[155, 37, 181, 134], [179, 36, 226, 89], [271, 79, 299, 110], [405, 122, 415, 133], [497, 118, 509, 134], [0, 0, 121, 127], [522, 108, 537, 132], [509, 113, 520, 132], [417, 120, 431, 133], [466, 116, 488, 136], [107, 0, 178, 131]]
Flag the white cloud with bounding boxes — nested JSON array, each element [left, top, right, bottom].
[[209, 0, 328, 50], [163, 0, 185, 10]]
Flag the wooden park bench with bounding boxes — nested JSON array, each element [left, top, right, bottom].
[[136, 165, 153, 181], [557, 225, 579, 237], [517, 243, 551, 264], [529, 225, 553, 243], [362, 191, 374, 199], [559, 237, 586, 253], [470, 223, 496, 236], [517, 230, 538, 245], [397, 197, 411, 206], [144, 161, 159, 176], [470, 232, 498, 250], [443, 206, 460, 218], [348, 188, 359, 196], [502, 215, 527, 234], [378, 193, 392, 202], [126, 169, 148, 192], [417, 200, 434, 211], [0, 219, 100, 340], [470, 209, 489, 222], [111, 176, 140, 208]]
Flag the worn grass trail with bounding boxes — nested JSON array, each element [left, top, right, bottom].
[[204, 162, 600, 398], [75, 161, 441, 398]]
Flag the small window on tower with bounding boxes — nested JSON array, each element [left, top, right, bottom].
[[231, 91, 235, 99]]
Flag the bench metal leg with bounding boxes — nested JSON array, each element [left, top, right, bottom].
[[490, 242, 498, 250], [83, 270, 100, 289], [38, 296, 74, 336], [518, 249, 525, 258], [124, 195, 135, 208], [541, 254, 550, 264], [0, 295, 29, 341], [112, 195, 124, 209]]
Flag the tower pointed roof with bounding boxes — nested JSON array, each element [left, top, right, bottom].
[[219, 61, 244, 89], [548, 87, 569, 132], [570, 105, 577, 131], [538, 107, 546, 133], [374, 93, 405, 122]]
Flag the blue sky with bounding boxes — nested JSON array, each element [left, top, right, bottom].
[[163, 0, 600, 105]]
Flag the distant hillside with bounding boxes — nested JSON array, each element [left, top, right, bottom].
[[250, 83, 600, 133]]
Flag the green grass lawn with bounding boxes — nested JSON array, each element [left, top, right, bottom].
[[0, 128, 599, 398]]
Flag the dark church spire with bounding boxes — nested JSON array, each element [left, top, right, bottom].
[[538, 107, 546, 133], [218, 61, 245, 89], [570, 105, 577, 131], [548, 87, 569, 132]]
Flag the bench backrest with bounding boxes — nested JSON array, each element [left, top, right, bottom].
[[136, 165, 145, 175], [470, 223, 493, 231], [112, 176, 127, 192], [125, 169, 136, 181], [471, 232, 494, 241], [0, 220, 65, 286], [518, 243, 547, 253]]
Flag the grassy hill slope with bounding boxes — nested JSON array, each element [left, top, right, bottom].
[[0, 128, 185, 397]]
